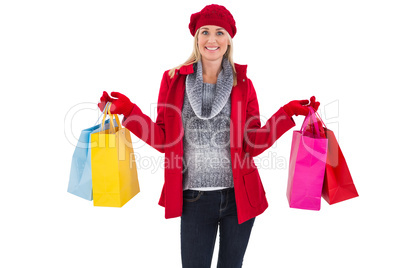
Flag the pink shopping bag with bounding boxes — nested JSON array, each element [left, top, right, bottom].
[[286, 107, 328, 210]]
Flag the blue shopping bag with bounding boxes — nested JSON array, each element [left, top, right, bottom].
[[67, 117, 116, 200]]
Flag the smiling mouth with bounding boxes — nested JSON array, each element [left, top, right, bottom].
[[206, 47, 219, 51]]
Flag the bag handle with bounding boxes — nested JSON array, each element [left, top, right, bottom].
[[301, 107, 321, 136], [101, 102, 121, 132], [300, 107, 328, 163], [108, 103, 122, 130], [93, 102, 110, 126], [314, 110, 327, 129]]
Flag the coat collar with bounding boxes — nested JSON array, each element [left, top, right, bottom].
[[178, 61, 248, 81], [169, 61, 248, 151]]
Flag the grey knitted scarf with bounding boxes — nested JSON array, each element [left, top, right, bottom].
[[185, 57, 233, 119]]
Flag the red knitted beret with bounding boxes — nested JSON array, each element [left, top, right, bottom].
[[189, 4, 237, 38]]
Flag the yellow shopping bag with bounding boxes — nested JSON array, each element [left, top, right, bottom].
[[90, 103, 140, 207]]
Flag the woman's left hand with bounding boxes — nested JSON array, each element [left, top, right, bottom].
[[308, 96, 320, 111], [283, 96, 320, 117]]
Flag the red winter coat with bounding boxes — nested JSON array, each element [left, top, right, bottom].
[[122, 63, 295, 224]]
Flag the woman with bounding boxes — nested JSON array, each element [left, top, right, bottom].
[[98, 4, 319, 268]]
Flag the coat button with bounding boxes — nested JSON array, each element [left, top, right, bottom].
[[243, 79, 245, 82], [176, 71, 179, 75]]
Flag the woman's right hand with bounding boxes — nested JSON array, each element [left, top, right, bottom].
[[98, 91, 134, 117]]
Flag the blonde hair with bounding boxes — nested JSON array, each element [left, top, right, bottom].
[[168, 28, 237, 87]]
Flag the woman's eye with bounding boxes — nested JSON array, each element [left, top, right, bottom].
[[201, 30, 223, 36]]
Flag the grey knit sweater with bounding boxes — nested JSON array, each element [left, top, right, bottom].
[[182, 58, 234, 191]]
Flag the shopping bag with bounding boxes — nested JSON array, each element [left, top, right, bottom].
[[91, 103, 140, 207], [287, 107, 328, 210], [306, 113, 359, 204], [321, 127, 359, 204], [67, 118, 114, 201]]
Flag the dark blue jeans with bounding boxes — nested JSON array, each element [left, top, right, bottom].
[[181, 187, 255, 268]]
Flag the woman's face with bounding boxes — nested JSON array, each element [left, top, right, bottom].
[[197, 25, 230, 63]]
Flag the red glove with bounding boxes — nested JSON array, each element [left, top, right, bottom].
[[109, 92, 135, 117], [283, 96, 320, 117], [97, 91, 134, 117], [308, 96, 320, 111], [98, 91, 112, 112], [283, 99, 310, 117]]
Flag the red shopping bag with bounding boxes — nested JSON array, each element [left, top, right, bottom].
[[321, 127, 359, 204], [307, 113, 359, 204]]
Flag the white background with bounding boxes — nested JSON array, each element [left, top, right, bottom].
[[1, 0, 401, 267]]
